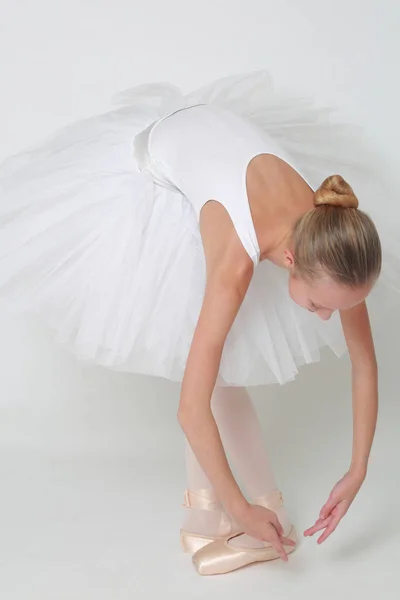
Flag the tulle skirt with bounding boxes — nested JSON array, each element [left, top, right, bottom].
[[0, 71, 399, 386]]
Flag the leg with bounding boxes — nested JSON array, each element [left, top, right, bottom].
[[182, 439, 231, 538], [210, 386, 277, 498], [182, 385, 291, 549], [211, 386, 292, 548]]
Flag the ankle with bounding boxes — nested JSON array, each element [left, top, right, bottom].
[[182, 488, 234, 537], [183, 488, 222, 511]]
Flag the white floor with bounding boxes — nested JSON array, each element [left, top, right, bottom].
[[0, 315, 399, 599], [0, 442, 398, 599]]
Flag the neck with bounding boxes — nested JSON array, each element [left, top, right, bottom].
[[262, 227, 293, 268]]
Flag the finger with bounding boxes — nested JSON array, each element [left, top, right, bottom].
[[268, 531, 289, 561], [317, 515, 341, 544], [280, 536, 296, 547], [304, 517, 330, 535], [319, 497, 337, 520], [269, 514, 284, 536], [304, 517, 331, 537]]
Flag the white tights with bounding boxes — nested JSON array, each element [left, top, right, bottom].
[[183, 386, 290, 548]]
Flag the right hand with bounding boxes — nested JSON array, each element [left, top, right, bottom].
[[236, 503, 296, 561]]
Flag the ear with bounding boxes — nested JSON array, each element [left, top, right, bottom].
[[283, 249, 295, 269]]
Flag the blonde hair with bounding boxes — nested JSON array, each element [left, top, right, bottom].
[[293, 175, 382, 287]]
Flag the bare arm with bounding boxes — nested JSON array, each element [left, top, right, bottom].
[[304, 300, 378, 542], [177, 261, 253, 518], [177, 202, 293, 556], [340, 300, 378, 478]]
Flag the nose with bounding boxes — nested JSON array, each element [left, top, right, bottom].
[[318, 309, 333, 321]]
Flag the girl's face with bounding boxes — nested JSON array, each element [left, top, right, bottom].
[[283, 250, 373, 320], [288, 272, 371, 320]]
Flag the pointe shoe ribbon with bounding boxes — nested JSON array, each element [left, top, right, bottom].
[[180, 488, 242, 555], [182, 489, 222, 511], [251, 489, 284, 510]]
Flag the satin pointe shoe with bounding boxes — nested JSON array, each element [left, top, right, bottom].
[[180, 489, 243, 555], [192, 490, 297, 575]]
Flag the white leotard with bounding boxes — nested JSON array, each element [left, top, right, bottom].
[[134, 103, 312, 267]]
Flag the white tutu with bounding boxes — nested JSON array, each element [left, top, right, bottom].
[[0, 71, 399, 386]]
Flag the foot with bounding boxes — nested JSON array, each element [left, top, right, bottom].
[[192, 526, 297, 575], [180, 488, 242, 554], [191, 489, 297, 575]]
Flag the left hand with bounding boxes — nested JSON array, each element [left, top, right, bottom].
[[303, 469, 366, 544]]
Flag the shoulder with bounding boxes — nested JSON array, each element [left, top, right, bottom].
[[199, 199, 254, 285], [199, 200, 253, 268]]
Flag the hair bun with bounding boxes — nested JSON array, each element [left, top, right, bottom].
[[314, 175, 359, 209]]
